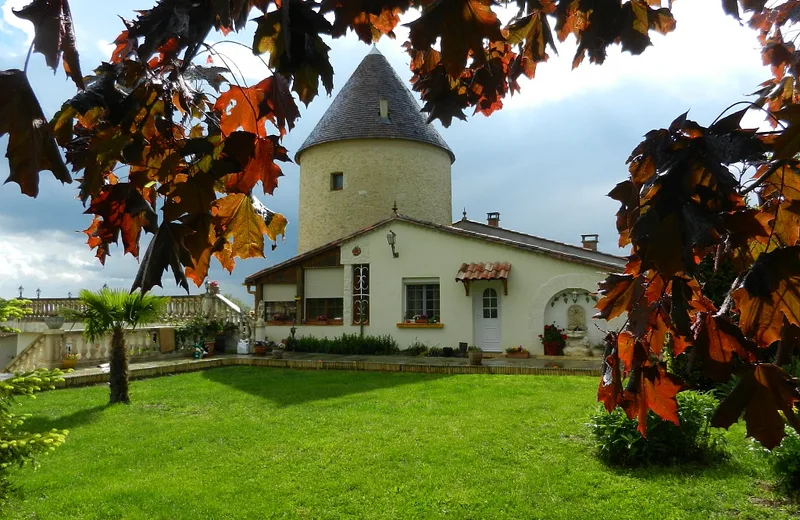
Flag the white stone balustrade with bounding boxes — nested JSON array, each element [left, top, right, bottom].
[[5, 327, 169, 373]]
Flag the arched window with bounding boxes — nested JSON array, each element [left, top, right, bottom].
[[482, 288, 498, 319]]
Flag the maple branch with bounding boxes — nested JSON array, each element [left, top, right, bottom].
[[23, 40, 34, 74], [203, 40, 275, 76], [739, 162, 780, 196], [716, 273, 744, 318], [711, 101, 784, 129]]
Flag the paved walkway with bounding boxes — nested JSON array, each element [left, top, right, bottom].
[[56, 352, 603, 388]]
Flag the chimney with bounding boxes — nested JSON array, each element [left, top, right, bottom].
[[487, 212, 500, 227], [581, 234, 599, 251]]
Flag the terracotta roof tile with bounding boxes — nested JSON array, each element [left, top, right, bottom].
[[455, 262, 512, 282]]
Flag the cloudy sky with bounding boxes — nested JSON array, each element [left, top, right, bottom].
[[0, 0, 767, 303]]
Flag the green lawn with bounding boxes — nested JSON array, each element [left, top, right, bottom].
[[4, 367, 797, 519]]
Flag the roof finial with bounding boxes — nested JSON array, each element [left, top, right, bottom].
[[369, 44, 382, 56], [392, 200, 398, 215], [462, 207, 467, 220]]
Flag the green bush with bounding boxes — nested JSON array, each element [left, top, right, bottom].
[[1, 369, 68, 507], [426, 347, 444, 357], [589, 390, 726, 467], [770, 429, 800, 493], [291, 334, 399, 355], [401, 341, 429, 356]]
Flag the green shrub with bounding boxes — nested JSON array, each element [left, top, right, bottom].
[[589, 390, 726, 467], [770, 429, 800, 493], [291, 334, 399, 355], [401, 341, 429, 356], [1, 369, 68, 507], [426, 347, 444, 357]]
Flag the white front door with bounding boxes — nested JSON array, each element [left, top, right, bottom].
[[474, 287, 501, 351]]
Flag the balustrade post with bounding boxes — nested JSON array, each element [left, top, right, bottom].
[[43, 330, 65, 369]]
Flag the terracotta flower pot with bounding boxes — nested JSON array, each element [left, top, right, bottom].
[[254, 346, 267, 356], [204, 340, 216, 357], [506, 351, 530, 359], [62, 359, 76, 369]]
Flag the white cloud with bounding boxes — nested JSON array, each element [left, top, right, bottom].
[[505, 1, 764, 110], [0, 0, 34, 44]]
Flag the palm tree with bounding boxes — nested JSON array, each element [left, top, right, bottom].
[[69, 289, 169, 404]]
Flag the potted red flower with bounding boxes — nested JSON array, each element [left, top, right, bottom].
[[539, 324, 567, 356]]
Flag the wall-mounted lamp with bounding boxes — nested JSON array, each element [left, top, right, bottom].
[[386, 230, 399, 258]]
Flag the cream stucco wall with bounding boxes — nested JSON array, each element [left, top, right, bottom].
[[263, 284, 296, 302], [297, 139, 452, 253], [305, 268, 344, 298], [258, 221, 623, 353]]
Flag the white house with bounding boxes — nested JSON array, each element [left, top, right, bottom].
[[244, 49, 626, 354]]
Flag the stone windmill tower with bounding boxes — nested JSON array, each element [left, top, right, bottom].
[[294, 47, 455, 253]]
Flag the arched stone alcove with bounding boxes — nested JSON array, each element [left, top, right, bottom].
[[529, 273, 614, 354]]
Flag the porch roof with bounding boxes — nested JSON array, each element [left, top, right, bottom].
[[455, 262, 512, 295]]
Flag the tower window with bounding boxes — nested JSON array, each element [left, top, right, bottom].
[[379, 98, 389, 121], [330, 172, 343, 191]]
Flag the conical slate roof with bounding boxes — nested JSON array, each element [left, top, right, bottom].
[[295, 48, 455, 163]]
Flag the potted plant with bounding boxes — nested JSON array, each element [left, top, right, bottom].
[[273, 339, 286, 359], [443, 346, 454, 357], [208, 280, 220, 295], [253, 340, 268, 356], [414, 314, 428, 324], [62, 351, 78, 369], [316, 314, 328, 324], [539, 324, 567, 356], [505, 346, 530, 359], [428, 315, 440, 324], [468, 346, 482, 365], [202, 318, 224, 356]]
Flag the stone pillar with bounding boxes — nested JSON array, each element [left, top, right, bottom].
[[254, 321, 267, 341], [43, 329, 65, 369]]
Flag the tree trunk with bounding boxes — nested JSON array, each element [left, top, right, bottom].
[[109, 326, 130, 404]]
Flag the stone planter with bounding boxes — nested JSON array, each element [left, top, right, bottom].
[[272, 349, 284, 359], [468, 350, 482, 366], [61, 358, 76, 369], [44, 316, 65, 330]]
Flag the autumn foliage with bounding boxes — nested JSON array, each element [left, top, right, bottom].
[[3, 0, 800, 449]]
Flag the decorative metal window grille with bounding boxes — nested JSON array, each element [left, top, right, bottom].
[[352, 264, 370, 324]]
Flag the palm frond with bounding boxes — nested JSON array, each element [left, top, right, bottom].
[[72, 288, 170, 340]]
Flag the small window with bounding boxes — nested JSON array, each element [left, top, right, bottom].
[[306, 298, 344, 321], [330, 172, 343, 191], [263, 301, 297, 322], [404, 281, 440, 320], [482, 288, 498, 319]]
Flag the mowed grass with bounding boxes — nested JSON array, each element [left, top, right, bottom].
[[4, 367, 797, 519]]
